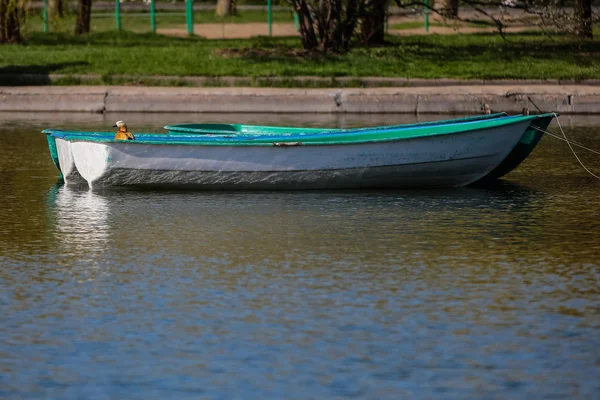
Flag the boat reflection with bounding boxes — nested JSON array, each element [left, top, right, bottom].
[[45, 181, 545, 267], [44, 180, 600, 289], [49, 184, 111, 257]]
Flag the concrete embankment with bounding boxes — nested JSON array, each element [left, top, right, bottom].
[[1, 85, 599, 114]]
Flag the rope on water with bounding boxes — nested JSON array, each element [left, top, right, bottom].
[[540, 113, 600, 180], [553, 113, 600, 179], [531, 126, 600, 156], [526, 97, 599, 179]]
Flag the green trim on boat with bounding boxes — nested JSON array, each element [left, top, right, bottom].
[[45, 135, 64, 179], [60, 114, 552, 147], [163, 113, 509, 135]]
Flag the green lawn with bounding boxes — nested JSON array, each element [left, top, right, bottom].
[[389, 19, 499, 31], [1, 29, 599, 86]]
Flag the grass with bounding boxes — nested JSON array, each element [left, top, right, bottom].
[[22, 10, 295, 34], [1, 29, 599, 86], [389, 20, 498, 31]]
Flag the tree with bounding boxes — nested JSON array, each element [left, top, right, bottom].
[[574, 0, 593, 38], [393, 0, 596, 39], [75, 0, 92, 35], [360, 0, 387, 45], [287, 0, 597, 52], [49, 0, 64, 19], [216, 0, 237, 17], [441, 0, 459, 18], [288, 0, 364, 51], [0, 0, 24, 43]]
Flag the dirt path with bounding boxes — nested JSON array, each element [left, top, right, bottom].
[[156, 16, 536, 39], [158, 23, 298, 39], [388, 25, 534, 36]]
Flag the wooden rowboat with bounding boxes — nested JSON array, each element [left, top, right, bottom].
[[43, 113, 556, 190], [43, 113, 509, 185]]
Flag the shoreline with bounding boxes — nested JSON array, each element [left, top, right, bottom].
[[2, 84, 599, 114]]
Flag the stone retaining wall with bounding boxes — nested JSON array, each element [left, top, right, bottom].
[[1, 86, 598, 114]]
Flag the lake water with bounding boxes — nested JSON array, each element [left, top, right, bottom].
[[1, 112, 599, 399]]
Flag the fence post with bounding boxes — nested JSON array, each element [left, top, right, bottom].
[[116, 0, 122, 31], [267, 0, 272, 36], [424, 0, 429, 32], [43, 0, 49, 32], [186, 0, 194, 35], [150, 0, 156, 33], [385, 3, 389, 34]]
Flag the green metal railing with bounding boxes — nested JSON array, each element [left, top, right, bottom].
[[43, 0, 49, 32], [150, 0, 156, 33], [115, 0, 121, 31], [41, 1, 280, 37], [186, 0, 194, 35], [267, 0, 272, 36], [39, 2, 435, 37], [424, 0, 430, 32]]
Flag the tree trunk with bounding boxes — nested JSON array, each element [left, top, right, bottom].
[[216, 0, 237, 17], [49, 0, 64, 19], [573, 0, 592, 39], [360, 0, 386, 45], [74, 0, 92, 35], [290, 0, 362, 52], [293, 0, 318, 50], [441, 0, 459, 18], [0, 0, 23, 43]]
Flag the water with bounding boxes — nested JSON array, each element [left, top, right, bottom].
[[1, 112, 599, 399]]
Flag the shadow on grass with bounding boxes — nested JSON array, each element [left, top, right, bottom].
[[24, 30, 205, 46], [380, 33, 600, 67], [219, 32, 600, 65], [0, 62, 89, 85]]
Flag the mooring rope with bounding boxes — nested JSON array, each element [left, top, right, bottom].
[[536, 113, 600, 180], [525, 97, 599, 179], [531, 126, 600, 156]]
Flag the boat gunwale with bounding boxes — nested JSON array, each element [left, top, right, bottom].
[[41, 112, 511, 139], [48, 114, 554, 147], [163, 112, 510, 135]]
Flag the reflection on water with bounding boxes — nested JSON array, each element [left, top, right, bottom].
[[0, 113, 599, 399], [50, 186, 111, 259]]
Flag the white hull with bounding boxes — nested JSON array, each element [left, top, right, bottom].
[[71, 122, 529, 189], [56, 138, 86, 185]]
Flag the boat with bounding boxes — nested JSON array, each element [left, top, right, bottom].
[[43, 113, 509, 185], [477, 113, 554, 182], [43, 113, 556, 190], [165, 113, 556, 184]]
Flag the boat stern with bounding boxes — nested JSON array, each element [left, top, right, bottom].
[[44, 134, 63, 180]]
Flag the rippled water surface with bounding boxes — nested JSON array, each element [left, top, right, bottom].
[[1, 113, 599, 399]]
